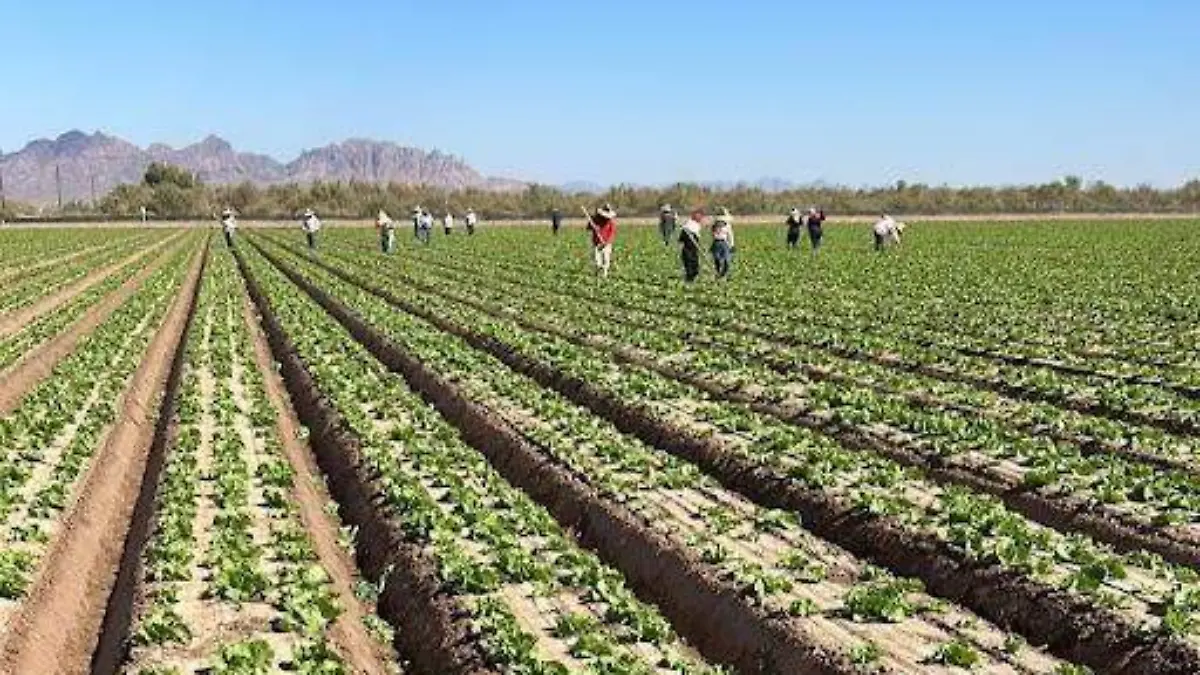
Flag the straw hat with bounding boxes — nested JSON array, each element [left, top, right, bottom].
[[661, 204, 673, 213], [597, 203, 616, 219], [221, 208, 234, 218], [303, 208, 315, 218], [789, 207, 800, 218]]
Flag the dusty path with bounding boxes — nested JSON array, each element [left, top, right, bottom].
[[243, 291, 396, 675], [0, 241, 205, 675], [0, 236, 191, 415], [0, 234, 177, 339]]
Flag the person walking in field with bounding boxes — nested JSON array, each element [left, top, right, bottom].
[[711, 208, 735, 279], [678, 209, 704, 283], [551, 208, 562, 236], [411, 206, 422, 239], [659, 204, 677, 245], [806, 207, 826, 253], [417, 209, 433, 245], [786, 207, 804, 249], [443, 211, 455, 236], [465, 208, 478, 236], [873, 213, 901, 251], [220, 208, 237, 248], [587, 203, 617, 278], [377, 210, 396, 253], [301, 209, 321, 249]]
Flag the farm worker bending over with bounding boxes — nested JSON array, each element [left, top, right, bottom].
[[806, 207, 826, 253], [220, 208, 237, 248], [417, 209, 433, 245], [377, 210, 396, 253], [678, 209, 704, 283], [786, 208, 804, 249], [443, 211, 455, 236], [873, 213, 901, 251], [465, 209, 478, 236], [551, 209, 562, 235], [302, 209, 321, 249], [659, 204, 677, 246], [588, 203, 617, 278], [711, 208, 735, 279]]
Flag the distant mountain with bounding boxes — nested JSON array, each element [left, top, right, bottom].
[[0, 130, 527, 204]]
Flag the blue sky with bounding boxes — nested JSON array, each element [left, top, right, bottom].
[[3, 0, 1198, 187]]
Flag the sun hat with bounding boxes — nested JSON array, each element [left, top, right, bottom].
[[661, 204, 672, 213], [221, 208, 234, 218], [303, 208, 315, 217], [789, 207, 800, 217], [597, 204, 616, 219]]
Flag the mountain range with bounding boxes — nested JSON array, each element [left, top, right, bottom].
[[0, 131, 525, 204]]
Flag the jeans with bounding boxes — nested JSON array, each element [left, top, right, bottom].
[[711, 240, 732, 278], [306, 232, 317, 249], [660, 222, 675, 245], [418, 227, 431, 245], [592, 243, 612, 277], [381, 231, 394, 253], [809, 229, 822, 252]]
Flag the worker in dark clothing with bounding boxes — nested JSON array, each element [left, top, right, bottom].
[[679, 209, 704, 282], [659, 204, 677, 245], [786, 208, 804, 249], [806, 207, 826, 253], [551, 209, 562, 235]]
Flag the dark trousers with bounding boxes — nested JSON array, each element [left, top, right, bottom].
[[711, 240, 732, 278], [418, 227, 431, 244], [381, 231, 394, 253], [874, 233, 885, 251], [809, 229, 822, 251], [660, 222, 675, 245], [467, 225, 475, 236], [787, 226, 801, 248], [306, 232, 316, 249], [223, 231, 234, 248], [681, 246, 700, 282]]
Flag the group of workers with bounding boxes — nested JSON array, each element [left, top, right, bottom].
[[219, 202, 905, 283], [580, 204, 906, 281]]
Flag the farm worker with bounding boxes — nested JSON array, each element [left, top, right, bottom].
[[551, 209, 562, 235], [785, 208, 804, 248], [678, 209, 704, 283], [417, 209, 433, 245], [443, 211, 455, 236], [711, 208, 735, 279], [220, 208, 237, 248], [302, 209, 321, 249], [377, 210, 396, 253], [587, 203, 617, 278], [873, 213, 901, 251], [465, 209, 478, 236], [659, 204, 677, 246], [411, 206, 422, 239], [806, 207, 826, 252]]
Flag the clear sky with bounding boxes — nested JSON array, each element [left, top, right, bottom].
[[3, 0, 1198, 187]]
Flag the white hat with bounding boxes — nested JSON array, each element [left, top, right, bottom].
[[303, 208, 315, 217], [789, 207, 800, 217], [597, 203, 616, 219], [221, 208, 234, 218], [661, 204, 672, 212], [808, 206, 818, 214]]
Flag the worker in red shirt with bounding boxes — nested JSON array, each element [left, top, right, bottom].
[[588, 203, 617, 278]]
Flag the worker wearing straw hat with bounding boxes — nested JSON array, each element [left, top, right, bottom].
[[659, 204, 677, 246], [220, 208, 237, 248], [377, 210, 396, 253], [465, 208, 478, 236], [711, 207, 735, 279], [587, 203, 617, 278], [786, 207, 804, 249], [301, 208, 321, 249], [417, 209, 434, 245], [806, 206, 827, 253]]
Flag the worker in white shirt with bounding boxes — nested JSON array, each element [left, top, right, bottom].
[[443, 211, 455, 236], [711, 208, 735, 279], [220, 208, 237, 247], [678, 209, 704, 283], [465, 209, 478, 236], [302, 209, 321, 249], [417, 209, 433, 245], [873, 213, 901, 251], [377, 210, 396, 253]]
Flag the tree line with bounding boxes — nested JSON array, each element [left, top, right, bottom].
[[6, 163, 1200, 221]]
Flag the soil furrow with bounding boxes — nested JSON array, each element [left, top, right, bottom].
[[250, 238, 1200, 675], [235, 247, 494, 675], [251, 242, 856, 675], [0, 238, 206, 675], [241, 286, 397, 675]]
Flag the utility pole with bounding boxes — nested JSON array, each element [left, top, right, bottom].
[[55, 163, 63, 212]]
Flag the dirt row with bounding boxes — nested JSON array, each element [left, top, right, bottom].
[[247, 240, 1200, 675], [0, 234, 193, 415], [0, 240, 207, 675], [269, 238, 1200, 568], [235, 248, 493, 675]]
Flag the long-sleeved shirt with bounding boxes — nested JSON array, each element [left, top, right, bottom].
[[221, 217, 237, 233], [712, 221, 734, 247], [873, 217, 897, 236], [590, 216, 616, 246], [679, 218, 702, 250], [302, 215, 322, 233], [465, 212, 478, 226], [444, 214, 455, 229]]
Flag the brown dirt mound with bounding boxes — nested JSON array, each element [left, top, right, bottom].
[[0, 240, 206, 675]]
